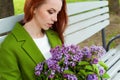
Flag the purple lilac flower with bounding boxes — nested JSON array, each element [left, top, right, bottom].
[[48, 74, 54, 79], [35, 62, 44, 76], [48, 70, 56, 79], [90, 45, 106, 58], [82, 47, 92, 58], [64, 53, 71, 61], [50, 46, 63, 60], [72, 53, 83, 62], [64, 74, 78, 80], [99, 67, 105, 75], [35, 44, 107, 79], [61, 45, 71, 54], [70, 61, 76, 67], [35, 71, 41, 76], [64, 58, 69, 65], [69, 45, 80, 54], [61, 66, 68, 72], [46, 59, 61, 72], [87, 74, 98, 80], [91, 58, 99, 64]]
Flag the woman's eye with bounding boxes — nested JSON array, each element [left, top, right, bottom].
[[48, 10, 54, 14]]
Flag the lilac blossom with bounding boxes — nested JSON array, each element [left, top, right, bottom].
[[82, 46, 92, 58], [35, 62, 44, 76], [90, 45, 106, 58], [48, 70, 56, 79], [46, 59, 61, 72], [91, 58, 99, 64], [87, 74, 98, 80], [99, 67, 105, 75], [34, 44, 108, 80], [64, 74, 78, 80]]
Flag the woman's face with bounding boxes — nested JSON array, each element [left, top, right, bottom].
[[33, 0, 62, 30]]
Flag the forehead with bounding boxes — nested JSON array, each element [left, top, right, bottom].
[[41, 0, 62, 11]]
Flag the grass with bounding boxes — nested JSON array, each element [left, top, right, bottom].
[[13, 0, 25, 14]]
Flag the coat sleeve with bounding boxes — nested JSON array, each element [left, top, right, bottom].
[[0, 45, 22, 80]]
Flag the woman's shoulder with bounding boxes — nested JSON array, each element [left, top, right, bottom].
[[0, 32, 18, 49], [0, 23, 24, 48]]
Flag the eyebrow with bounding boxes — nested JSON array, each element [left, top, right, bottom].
[[50, 8, 57, 12]]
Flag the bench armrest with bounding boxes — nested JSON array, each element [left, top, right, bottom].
[[106, 34, 120, 51]]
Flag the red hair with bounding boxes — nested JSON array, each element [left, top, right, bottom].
[[23, 0, 68, 43]]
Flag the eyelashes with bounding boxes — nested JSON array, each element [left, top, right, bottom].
[[48, 10, 54, 14]]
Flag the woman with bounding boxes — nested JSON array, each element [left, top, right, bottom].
[[0, 0, 68, 80]]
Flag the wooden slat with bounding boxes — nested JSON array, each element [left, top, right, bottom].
[[0, 14, 24, 34], [111, 72, 120, 80], [65, 14, 109, 35], [65, 20, 109, 44], [107, 57, 120, 79], [101, 49, 117, 62], [105, 51, 120, 67], [106, 46, 120, 79], [67, 1, 108, 15], [69, 7, 109, 25], [101, 45, 120, 63]]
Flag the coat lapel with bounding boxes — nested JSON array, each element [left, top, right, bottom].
[[12, 23, 45, 64], [12, 23, 62, 65], [22, 39, 45, 64], [46, 29, 62, 48]]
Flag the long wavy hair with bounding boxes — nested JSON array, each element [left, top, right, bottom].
[[23, 0, 68, 43]]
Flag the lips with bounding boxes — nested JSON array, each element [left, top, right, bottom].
[[47, 23, 53, 28]]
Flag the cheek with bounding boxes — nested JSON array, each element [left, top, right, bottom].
[[38, 11, 49, 20]]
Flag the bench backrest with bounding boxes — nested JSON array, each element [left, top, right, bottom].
[[0, 1, 109, 45]]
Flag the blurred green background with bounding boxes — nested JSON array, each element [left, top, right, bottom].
[[13, 0, 100, 14]]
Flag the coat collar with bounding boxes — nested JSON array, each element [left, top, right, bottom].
[[12, 23, 62, 64]]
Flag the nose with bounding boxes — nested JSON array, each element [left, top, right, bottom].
[[52, 15, 57, 22]]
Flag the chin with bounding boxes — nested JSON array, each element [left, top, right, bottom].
[[44, 28, 50, 30]]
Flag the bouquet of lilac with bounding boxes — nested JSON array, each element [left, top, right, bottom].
[[35, 44, 110, 80]]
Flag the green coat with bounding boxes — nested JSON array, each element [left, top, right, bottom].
[[0, 23, 62, 80]]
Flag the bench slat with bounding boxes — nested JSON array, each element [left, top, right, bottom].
[[69, 7, 109, 25], [0, 14, 24, 34], [107, 57, 120, 79], [65, 20, 109, 44], [105, 51, 120, 68], [101, 45, 120, 62], [67, 1, 108, 15], [111, 72, 120, 80], [65, 14, 109, 35]]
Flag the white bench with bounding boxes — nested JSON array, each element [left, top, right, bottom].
[[0, 1, 120, 80]]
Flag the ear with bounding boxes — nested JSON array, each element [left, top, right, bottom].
[[33, 9, 36, 14], [33, 7, 38, 14]]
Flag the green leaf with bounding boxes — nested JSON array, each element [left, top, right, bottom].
[[102, 73, 110, 79], [78, 70, 86, 76], [43, 63, 48, 71], [99, 61, 108, 70], [92, 64, 99, 75], [86, 72, 95, 75], [58, 58, 64, 66], [64, 70, 74, 74], [55, 79, 60, 80], [78, 61, 89, 65], [85, 65, 93, 71]]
